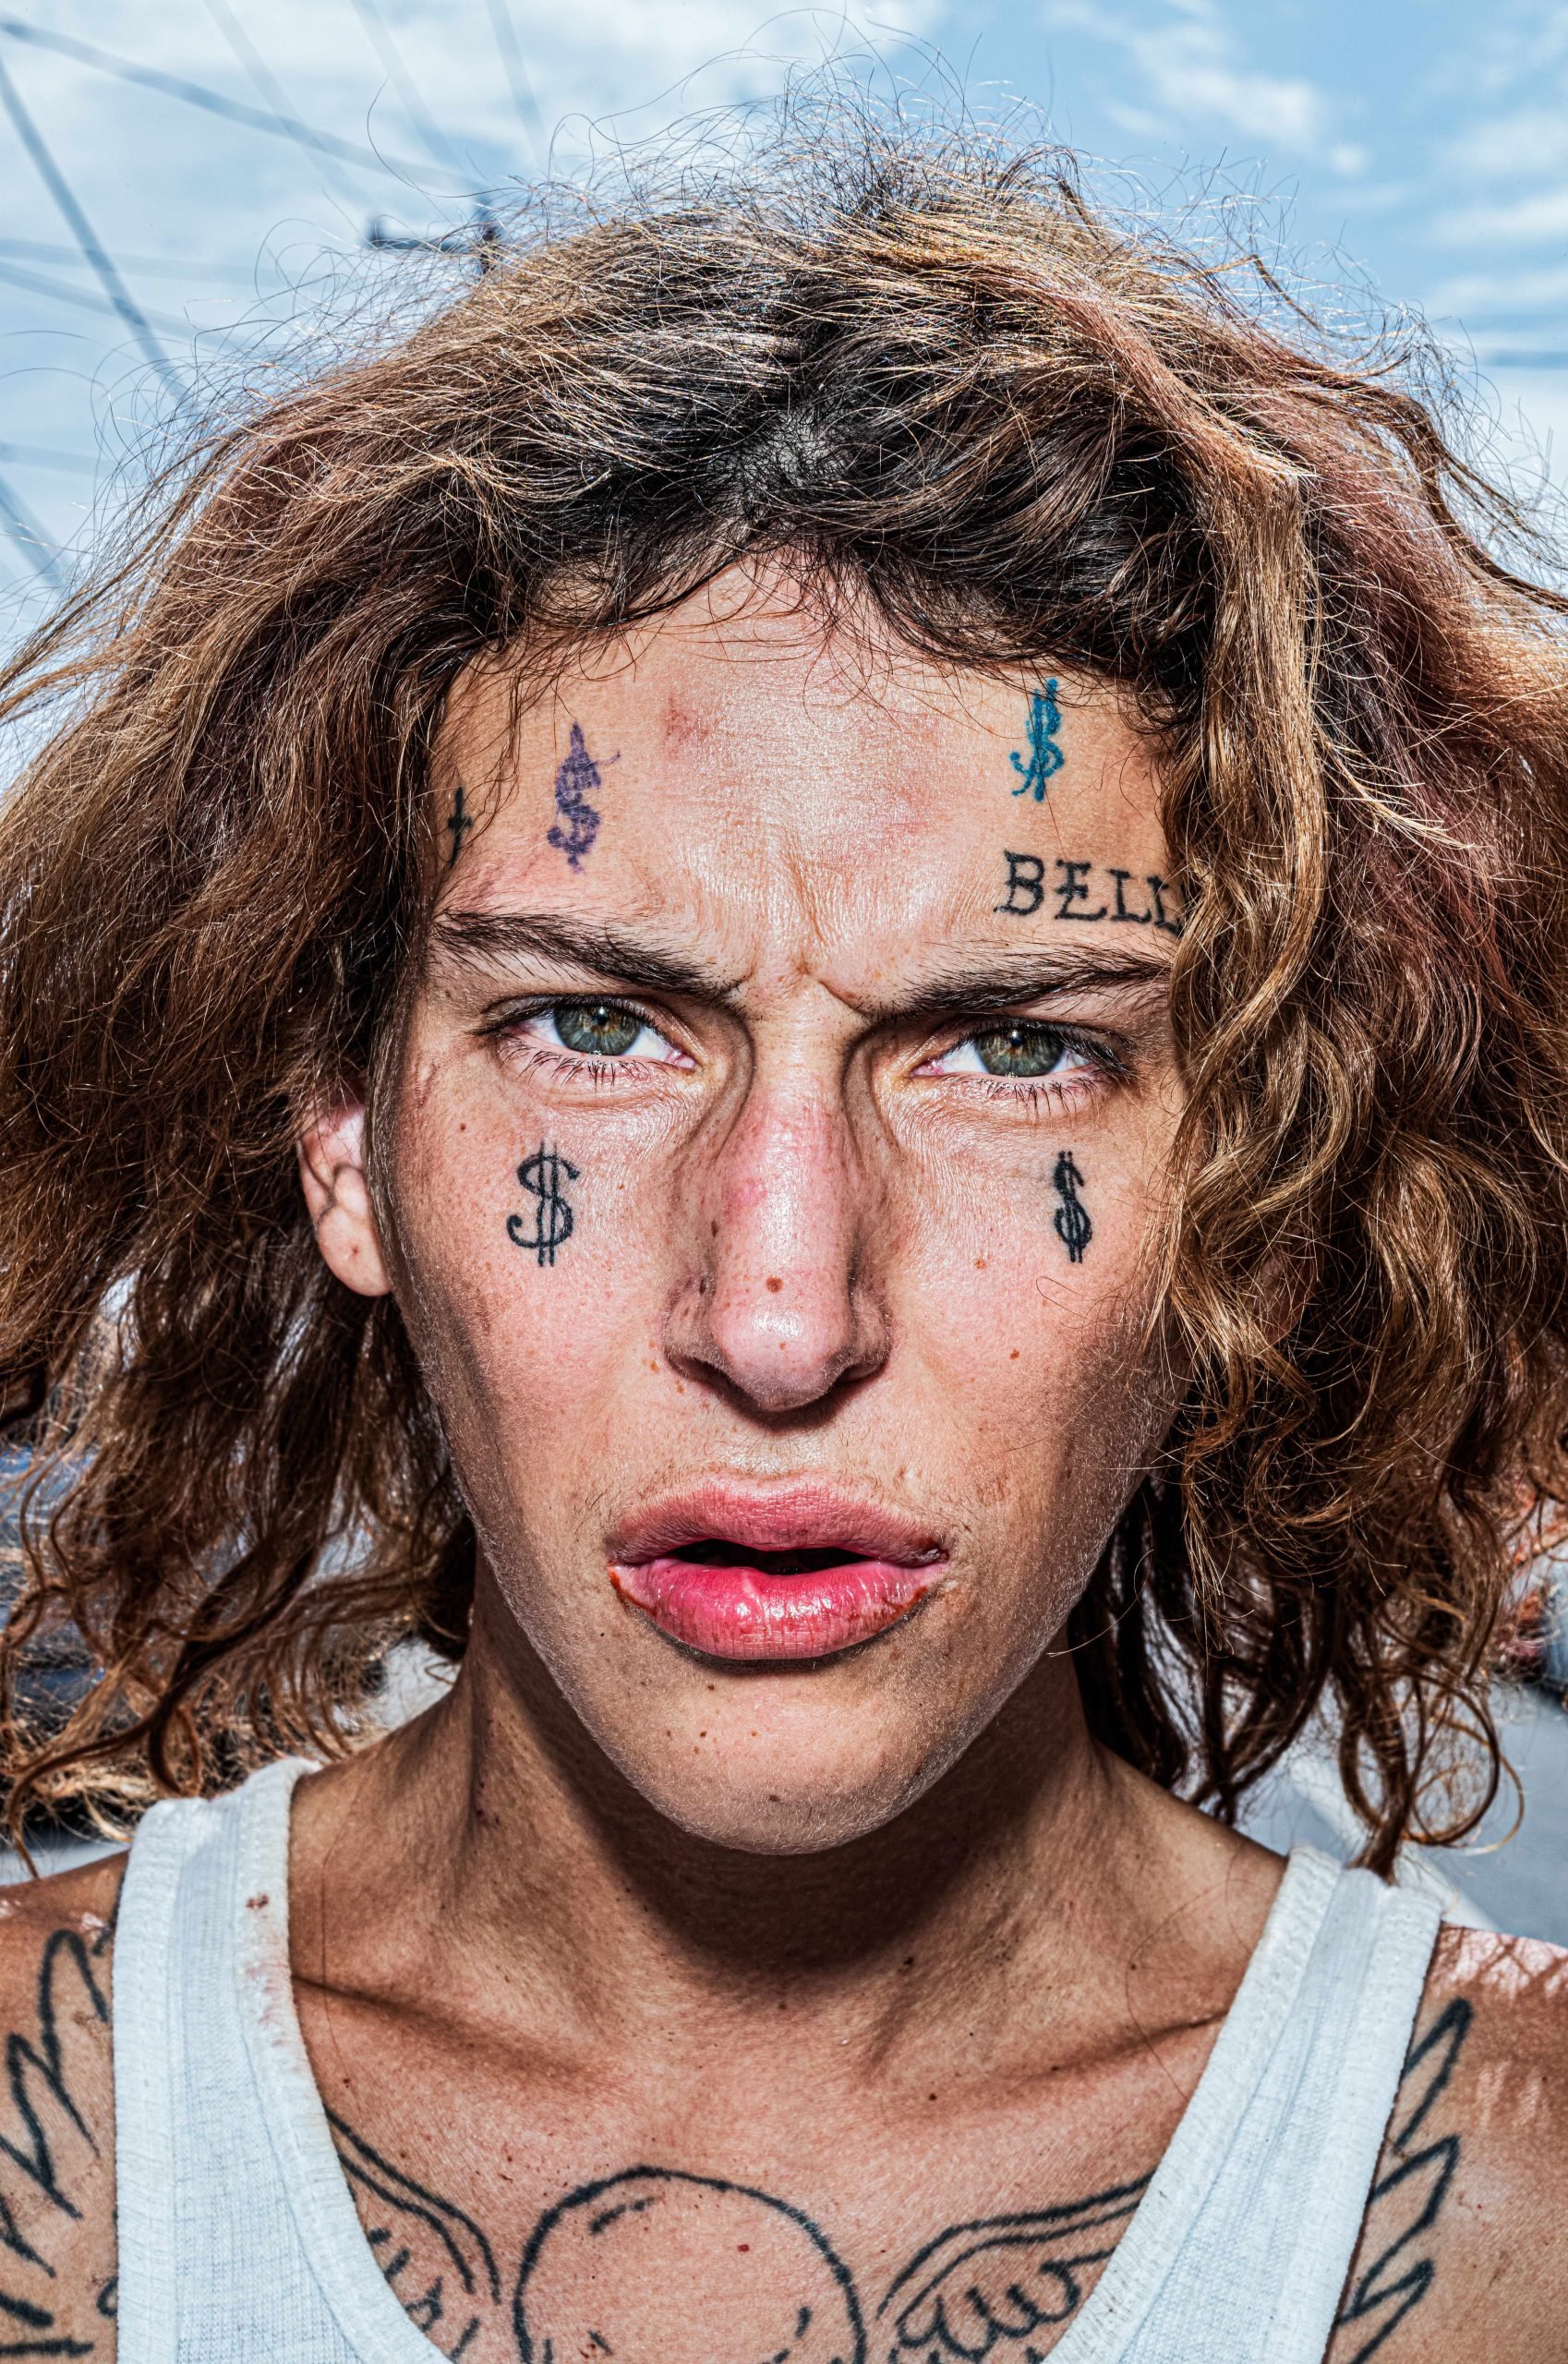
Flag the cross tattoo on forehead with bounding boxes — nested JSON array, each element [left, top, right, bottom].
[[445, 786, 475, 868]]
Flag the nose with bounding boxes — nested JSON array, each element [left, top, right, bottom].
[[663, 1080, 889, 1415]]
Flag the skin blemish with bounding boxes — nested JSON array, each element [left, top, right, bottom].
[[766, 1276, 783, 1293]]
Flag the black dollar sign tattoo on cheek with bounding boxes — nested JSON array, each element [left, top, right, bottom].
[[508, 1144, 579, 1266], [1053, 1152, 1091, 1263]]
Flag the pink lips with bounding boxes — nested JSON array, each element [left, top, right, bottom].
[[608, 1482, 945, 1663]]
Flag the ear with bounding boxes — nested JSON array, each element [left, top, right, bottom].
[[297, 1102, 393, 1298]]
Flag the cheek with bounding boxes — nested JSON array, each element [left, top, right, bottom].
[[382, 1079, 672, 1459], [890, 1136, 1173, 1553], [900, 1127, 1161, 1380]]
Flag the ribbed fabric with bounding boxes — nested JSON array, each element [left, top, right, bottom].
[[112, 1758, 1441, 2363]]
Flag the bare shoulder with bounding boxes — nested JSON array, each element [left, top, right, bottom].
[[1328, 1920, 1568, 2363], [0, 1851, 126, 2357]]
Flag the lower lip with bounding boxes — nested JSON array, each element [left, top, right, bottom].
[[609, 1557, 936, 1661]]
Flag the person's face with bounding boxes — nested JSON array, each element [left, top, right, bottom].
[[304, 575, 1187, 1850]]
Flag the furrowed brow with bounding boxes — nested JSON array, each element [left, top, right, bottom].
[[429, 910, 747, 1005], [868, 945, 1176, 1025]]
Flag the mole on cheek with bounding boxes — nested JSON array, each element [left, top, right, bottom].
[[766, 1276, 783, 1293]]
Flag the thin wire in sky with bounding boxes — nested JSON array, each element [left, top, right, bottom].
[[0, 50, 185, 404], [0, 470, 63, 590], [344, 0, 473, 183], [0, 255, 191, 334], [200, 0, 360, 204], [0, 17, 429, 185], [483, 0, 545, 160]]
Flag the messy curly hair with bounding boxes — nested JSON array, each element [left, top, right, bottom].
[[2, 103, 1566, 1868]]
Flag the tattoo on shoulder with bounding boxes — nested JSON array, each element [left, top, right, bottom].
[[0, 1915, 115, 2356], [330, 2109, 501, 2362], [1330, 1996, 1472, 2362]]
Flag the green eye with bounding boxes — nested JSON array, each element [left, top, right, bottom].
[[552, 1001, 644, 1057], [971, 1022, 1068, 1078]]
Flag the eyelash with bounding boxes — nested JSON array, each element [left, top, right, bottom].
[[484, 998, 687, 1086], [921, 1026, 1127, 1109], [486, 1000, 1128, 1103]]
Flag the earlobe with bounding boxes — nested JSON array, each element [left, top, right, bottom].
[[297, 1104, 393, 1298]]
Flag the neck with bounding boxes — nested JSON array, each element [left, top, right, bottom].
[[294, 1589, 1172, 2079]]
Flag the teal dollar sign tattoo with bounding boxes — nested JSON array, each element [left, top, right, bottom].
[[1052, 1151, 1092, 1264], [549, 722, 618, 870], [509, 1145, 580, 1267], [1009, 681, 1064, 802]]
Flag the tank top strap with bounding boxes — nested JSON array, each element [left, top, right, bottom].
[[112, 1756, 351, 2363], [1055, 1847, 1442, 2364]]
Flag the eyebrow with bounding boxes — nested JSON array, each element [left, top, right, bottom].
[[429, 910, 750, 1004], [859, 945, 1175, 1025], [428, 909, 1173, 1020]]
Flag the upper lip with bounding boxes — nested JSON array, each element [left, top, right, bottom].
[[608, 1479, 946, 1567]]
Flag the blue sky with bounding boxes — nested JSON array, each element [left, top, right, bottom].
[[6, 0, 1568, 632]]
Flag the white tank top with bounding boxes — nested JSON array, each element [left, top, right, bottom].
[[110, 1756, 1441, 2363]]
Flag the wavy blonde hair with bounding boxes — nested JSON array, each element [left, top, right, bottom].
[[2, 107, 1566, 1866]]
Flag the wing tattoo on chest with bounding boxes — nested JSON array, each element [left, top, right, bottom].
[[874, 2177, 1151, 2364]]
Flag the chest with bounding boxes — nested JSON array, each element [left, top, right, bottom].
[[306, 2019, 1205, 2364]]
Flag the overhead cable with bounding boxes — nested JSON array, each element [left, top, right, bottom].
[[0, 254, 191, 334], [200, 0, 358, 202], [0, 235, 255, 282], [0, 17, 428, 184], [0, 50, 185, 401], [344, 0, 472, 181], [0, 469, 64, 590], [0, 442, 95, 476], [483, 0, 544, 156]]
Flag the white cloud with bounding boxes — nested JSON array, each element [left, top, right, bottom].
[[1427, 261, 1568, 320], [0, 0, 947, 620], [1041, 0, 1336, 160], [1446, 105, 1568, 182], [1436, 189, 1568, 249]]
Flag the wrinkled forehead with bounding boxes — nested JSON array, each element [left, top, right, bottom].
[[431, 593, 1170, 972]]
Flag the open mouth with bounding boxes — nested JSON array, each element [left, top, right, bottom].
[[668, 1540, 872, 1577], [607, 1485, 947, 1663]]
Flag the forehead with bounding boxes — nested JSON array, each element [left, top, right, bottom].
[[434, 586, 1167, 961]]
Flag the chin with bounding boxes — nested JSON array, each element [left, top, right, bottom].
[[649, 1779, 922, 1857], [617, 1714, 964, 1856]]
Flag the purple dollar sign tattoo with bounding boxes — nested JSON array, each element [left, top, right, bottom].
[[549, 723, 618, 870]]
